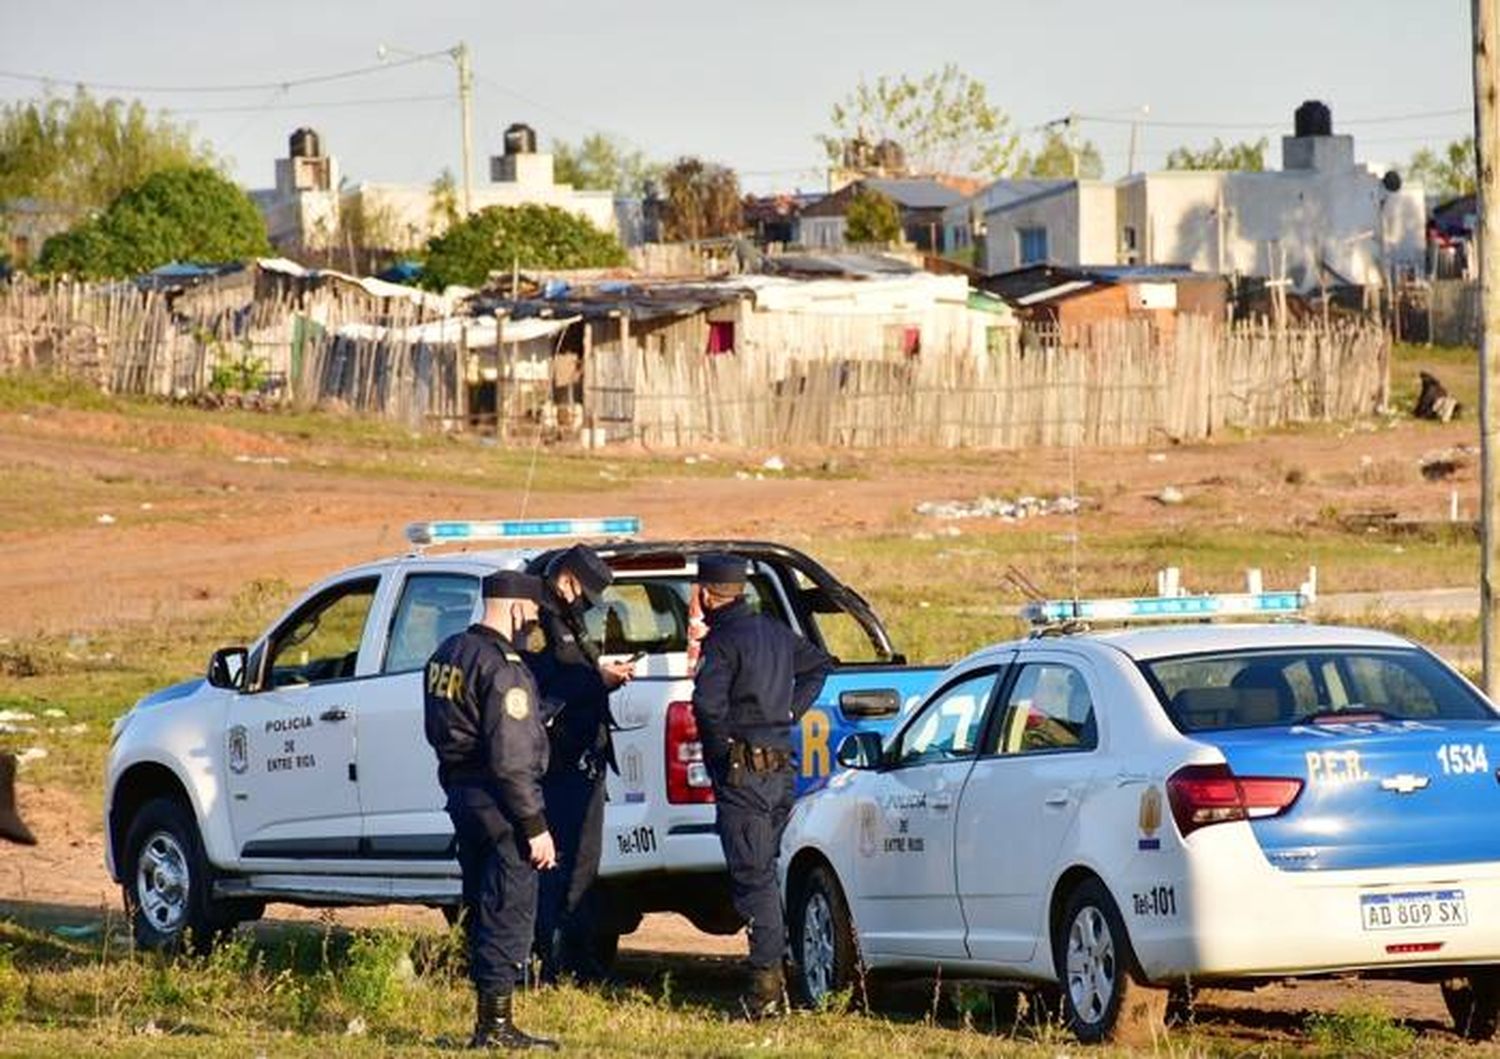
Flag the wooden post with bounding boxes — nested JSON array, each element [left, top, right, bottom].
[[1475, 0, 1500, 693]]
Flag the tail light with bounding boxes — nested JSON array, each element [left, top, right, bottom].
[[1166, 763, 1302, 837], [666, 701, 714, 804]]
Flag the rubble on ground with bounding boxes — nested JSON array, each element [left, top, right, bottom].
[[915, 495, 1082, 521]]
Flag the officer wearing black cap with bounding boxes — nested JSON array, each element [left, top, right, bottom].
[[690, 552, 833, 1016], [423, 569, 559, 1051], [524, 543, 634, 982]]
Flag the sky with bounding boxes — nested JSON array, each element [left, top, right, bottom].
[[0, 0, 1477, 196]]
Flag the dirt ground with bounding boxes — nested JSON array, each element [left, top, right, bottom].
[[0, 402, 1490, 1047]]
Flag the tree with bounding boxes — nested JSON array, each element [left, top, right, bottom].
[[0, 89, 212, 214], [844, 186, 902, 244], [37, 166, 270, 278], [419, 203, 627, 289], [819, 64, 1019, 178], [552, 133, 662, 197], [1165, 138, 1268, 171], [659, 157, 742, 242], [1016, 128, 1105, 179], [1404, 137, 1476, 200], [429, 169, 459, 229]]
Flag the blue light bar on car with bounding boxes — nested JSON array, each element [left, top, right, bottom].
[[1022, 590, 1309, 626], [405, 516, 642, 547]]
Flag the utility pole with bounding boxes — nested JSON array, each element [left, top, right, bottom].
[[1127, 104, 1149, 175], [1475, 0, 1500, 693], [453, 41, 475, 216], [1067, 112, 1080, 179]]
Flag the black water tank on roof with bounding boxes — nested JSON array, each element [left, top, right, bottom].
[[504, 123, 537, 155], [1294, 101, 1332, 138], [289, 127, 322, 159]]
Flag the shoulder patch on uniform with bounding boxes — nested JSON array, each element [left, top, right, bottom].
[[501, 647, 523, 664], [504, 686, 531, 720]]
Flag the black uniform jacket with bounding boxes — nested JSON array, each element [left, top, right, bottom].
[[690, 598, 834, 763], [522, 588, 617, 775], [423, 624, 550, 838]]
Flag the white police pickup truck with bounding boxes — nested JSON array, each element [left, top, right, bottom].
[[105, 518, 943, 953]]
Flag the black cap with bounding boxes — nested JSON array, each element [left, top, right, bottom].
[[546, 544, 613, 607], [696, 552, 747, 584], [482, 569, 545, 602]]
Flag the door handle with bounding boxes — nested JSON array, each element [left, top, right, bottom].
[[320, 707, 350, 722], [1044, 789, 1072, 807]]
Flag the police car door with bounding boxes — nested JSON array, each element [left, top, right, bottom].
[[224, 575, 377, 862], [851, 662, 1007, 961], [354, 567, 482, 864], [955, 652, 1101, 964]]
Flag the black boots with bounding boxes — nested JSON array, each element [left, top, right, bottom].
[[742, 964, 787, 1019], [469, 990, 559, 1051], [0, 752, 35, 846]]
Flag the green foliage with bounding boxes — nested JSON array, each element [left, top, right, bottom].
[[1166, 137, 1268, 172], [1404, 136, 1476, 200], [0, 88, 212, 216], [339, 930, 413, 1022], [429, 168, 459, 229], [1307, 1002, 1416, 1056], [37, 166, 270, 278], [552, 132, 663, 196], [208, 338, 270, 394], [820, 64, 1019, 177], [419, 203, 626, 289], [0, 946, 24, 1024], [659, 156, 742, 242], [844, 186, 903, 244], [1016, 128, 1105, 179]]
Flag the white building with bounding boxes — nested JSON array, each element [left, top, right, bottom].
[[252, 124, 618, 256], [981, 102, 1426, 290]]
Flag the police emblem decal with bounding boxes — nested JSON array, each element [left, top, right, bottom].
[[227, 725, 249, 775], [504, 687, 531, 720], [1138, 785, 1163, 850]]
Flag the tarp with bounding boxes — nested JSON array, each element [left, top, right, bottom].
[[257, 257, 464, 314], [333, 314, 579, 346]]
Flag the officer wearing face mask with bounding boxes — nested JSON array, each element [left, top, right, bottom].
[[523, 544, 635, 983]]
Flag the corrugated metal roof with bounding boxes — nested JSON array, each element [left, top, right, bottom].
[[862, 179, 965, 210]]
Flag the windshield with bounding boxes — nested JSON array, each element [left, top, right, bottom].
[[1139, 647, 1496, 733]]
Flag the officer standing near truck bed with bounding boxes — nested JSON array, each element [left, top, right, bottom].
[[690, 552, 833, 1016], [524, 544, 635, 983], [423, 570, 559, 1051]]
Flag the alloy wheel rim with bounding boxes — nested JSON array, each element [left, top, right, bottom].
[[1065, 905, 1116, 1025], [136, 830, 190, 933], [801, 891, 836, 1002]]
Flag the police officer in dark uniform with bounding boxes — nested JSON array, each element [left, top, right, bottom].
[[424, 570, 559, 1051], [690, 552, 833, 1016], [523, 543, 634, 983]]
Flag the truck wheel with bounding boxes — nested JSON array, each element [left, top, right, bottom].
[[1054, 877, 1166, 1045], [790, 864, 862, 1009], [121, 797, 229, 954], [1442, 969, 1500, 1041]]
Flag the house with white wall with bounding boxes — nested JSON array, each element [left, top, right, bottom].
[[981, 102, 1426, 290]]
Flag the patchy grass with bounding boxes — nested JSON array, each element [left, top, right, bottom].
[[1391, 342, 1478, 416], [1306, 1002, 1418, 1057]]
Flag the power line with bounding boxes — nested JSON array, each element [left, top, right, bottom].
[[164, 93, 453, 115], [1074, 106, 1470, 131], [0, 51, 448, 96]]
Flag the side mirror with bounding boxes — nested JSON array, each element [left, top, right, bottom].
[[208, 647, 248, 691], [839, 688, 901, 718], [835, 731, 884, 771]]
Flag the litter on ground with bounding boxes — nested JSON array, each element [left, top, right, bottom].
[[915, 495, 1082, 521]]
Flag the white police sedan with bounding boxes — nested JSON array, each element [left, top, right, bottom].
[[779, 592, 1500, 1043]]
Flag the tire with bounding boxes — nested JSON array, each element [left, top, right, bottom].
[[1053, 877, 1167, 1045], [1442, 969, 1500, 1042], [121, 797, 231, 954], [789, 863, 862, 1009]]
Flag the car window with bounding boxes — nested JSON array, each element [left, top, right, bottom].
[[993, 663, 1098, 755], [1144, 648, 1494, 733], [579, 573, 787, 655], [890, 670, 998, 767], [264, 578, 378, 689], [383, 573, 480, 674]]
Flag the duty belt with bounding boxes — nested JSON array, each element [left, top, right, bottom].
[[727, 740, 793, 774]]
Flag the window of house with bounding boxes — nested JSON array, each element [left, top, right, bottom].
[[706, 321, 735, 355], [1018, 226, 1050, 266]]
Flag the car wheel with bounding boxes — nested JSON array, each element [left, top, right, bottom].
[[790, 864, 862, 1009], [1054, 877, 1166, 1045], [1442, 969, 1500, 1041], [121, 797, 230, 953]]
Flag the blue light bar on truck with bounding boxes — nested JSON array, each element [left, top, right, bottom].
[[405, 516, 642, 547], [1022, 590, 1309, 626]]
